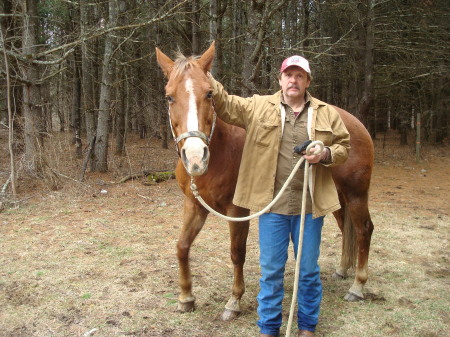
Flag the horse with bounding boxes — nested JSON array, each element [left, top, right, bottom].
[[155, 42, 374, 321]]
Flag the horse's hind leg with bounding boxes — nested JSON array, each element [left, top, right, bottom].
[[332, 190, 374, 301], [177, 196, 208, 312], [346, 197, 373, 301], [222, 207, 250, 321], [332, 206, 352, 279], [332, 192, 355, 280]]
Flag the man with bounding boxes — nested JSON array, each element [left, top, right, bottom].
[[209, 55, 350, 337]]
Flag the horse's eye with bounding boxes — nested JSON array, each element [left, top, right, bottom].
[[206, 91, 213, 99], [166, 96, 174, 104]]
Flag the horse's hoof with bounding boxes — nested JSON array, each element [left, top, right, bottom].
[[178, 300, 195, 312], [332, 272, 346, 280], [221, 309, 240, 321], [344, 292, 363, 302]]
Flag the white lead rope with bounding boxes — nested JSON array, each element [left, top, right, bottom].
[[190, 140, 324, 222], [285, 155, 310, 337]]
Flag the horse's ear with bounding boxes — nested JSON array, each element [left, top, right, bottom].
[[198, 41, 215, 73], [156, 47, 174, 78]]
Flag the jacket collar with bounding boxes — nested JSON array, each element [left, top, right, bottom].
[[272, 90, 325, 108], [268, 90, 283, 105], [307, 92, 326, 109]]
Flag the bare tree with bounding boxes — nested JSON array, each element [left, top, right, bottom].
[[241, 0, 288, 96], [80, 0, 98, 171], [209, 0, 227, 78], [1, 17, 16, 195], [94, 0, 121, 172], [21, 0, 44, 174], [358, 0, 375, 134]]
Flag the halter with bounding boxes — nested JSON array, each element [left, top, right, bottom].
[[168, 100, 217, 156]]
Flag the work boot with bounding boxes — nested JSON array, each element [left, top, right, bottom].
[[298, 330, 315, 337]]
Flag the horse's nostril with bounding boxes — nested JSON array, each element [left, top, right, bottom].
[[181, 148, 188, 163], [202, 147, 209, 162]]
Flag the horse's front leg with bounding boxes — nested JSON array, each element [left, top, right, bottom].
[[222, 206, 250, 321], [177, 196, 208, 312]]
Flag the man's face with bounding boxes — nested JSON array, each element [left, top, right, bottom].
[[279, 66, 311, 100]]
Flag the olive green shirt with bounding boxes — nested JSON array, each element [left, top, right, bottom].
[[270, 96, 312, 215]]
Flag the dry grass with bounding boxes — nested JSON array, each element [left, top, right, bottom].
[[0, 129, 449, 337]]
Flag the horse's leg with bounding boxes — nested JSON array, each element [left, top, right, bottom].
[[343, 195, 374, 301], [177, 196, 208, 312], [222, 206, 250, 321], [332, 206, 350, 279], [332, 193, 352, 280]]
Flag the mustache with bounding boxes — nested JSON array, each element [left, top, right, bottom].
[[287, 85, 300, 89]]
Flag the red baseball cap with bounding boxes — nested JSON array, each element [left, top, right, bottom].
[[280, 55, 311, 74]]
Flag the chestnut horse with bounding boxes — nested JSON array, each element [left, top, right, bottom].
[[156, 42, 374, 320]]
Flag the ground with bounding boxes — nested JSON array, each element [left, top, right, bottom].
[[0, 130, 449, 337]]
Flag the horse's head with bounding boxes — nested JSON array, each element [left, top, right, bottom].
[[156, 42, 216, 176]]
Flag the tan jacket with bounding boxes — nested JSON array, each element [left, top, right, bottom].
[[210, 78, 350, 218]]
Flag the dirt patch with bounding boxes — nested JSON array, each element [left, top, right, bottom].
[[0, 130, 449, 336]]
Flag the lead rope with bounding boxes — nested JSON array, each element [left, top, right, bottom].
[[190, 140, 324, 222], [190, 140, 324, 337], [285, 157, 309, 337]]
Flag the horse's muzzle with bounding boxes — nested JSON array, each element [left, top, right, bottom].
[[181, 138, 210, 176]]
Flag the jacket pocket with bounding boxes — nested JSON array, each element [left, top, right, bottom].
[[315, 127, 333, 146], [255, 121, 278, 147]]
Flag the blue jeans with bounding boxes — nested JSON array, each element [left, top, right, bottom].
[[257, 213, 324, 336]]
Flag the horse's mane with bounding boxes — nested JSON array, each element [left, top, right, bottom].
[[172, 53, 200, 78]]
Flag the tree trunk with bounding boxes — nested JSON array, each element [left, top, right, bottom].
[[191, 0, 200, 54], [231, 0, 244, 89], [81, 0, 98, 171], [115, 66, 126, 155], [154, 0, 168, 149], [0, 0, 11, 125], [1, 13, 17, 195], [241, 1, 262, 96], [209, 0, 218, 76], [71, 48, 82, 158], [358, 0, 375, 134], [302, 0, 310, 49], [21, 0, 44, 174], [135, 43, 147, 140], [94, 0, 120, 172], [241, 0, 288, 96], [209, 0, 227, 78]]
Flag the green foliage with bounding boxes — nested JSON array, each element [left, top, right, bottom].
[[81, 293, 92, 300]]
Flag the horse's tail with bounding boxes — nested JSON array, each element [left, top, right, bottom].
[[341, 205, 357, 269]]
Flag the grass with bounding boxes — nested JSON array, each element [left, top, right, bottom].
[[1, 131, 449, 336]]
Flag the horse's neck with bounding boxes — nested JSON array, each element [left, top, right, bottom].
[[209, 117, 244, 162]]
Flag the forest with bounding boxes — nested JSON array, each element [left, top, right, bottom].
[[0, 0, 449, 195]]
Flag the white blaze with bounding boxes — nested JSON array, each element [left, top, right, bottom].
[[181, 77, 208, 176], [185, 78, 198, 131]]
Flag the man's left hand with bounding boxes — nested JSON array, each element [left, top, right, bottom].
[[303, 146, 328, 164]]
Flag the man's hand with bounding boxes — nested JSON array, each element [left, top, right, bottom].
[[303, 146, 329, 164]]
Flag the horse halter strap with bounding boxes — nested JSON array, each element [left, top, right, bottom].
[[168, 101, 217, 156]]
